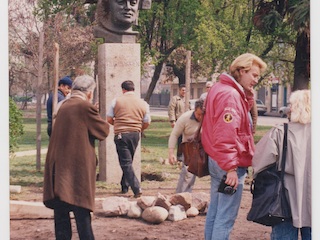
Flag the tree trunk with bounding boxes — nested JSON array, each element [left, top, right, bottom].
[[172, 65, 185, 85], [93, 55, 99, 104], [36, 30, 44, 171], [293, 31, 310, 91], [52, 43, 59, 128], [144, 60, 165, 103], [185, 51, 191, 111]]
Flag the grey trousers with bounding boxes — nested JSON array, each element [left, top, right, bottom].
[[175, 158, 196, 193]]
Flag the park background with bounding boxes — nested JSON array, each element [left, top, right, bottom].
[[2, 0, 320, 239]]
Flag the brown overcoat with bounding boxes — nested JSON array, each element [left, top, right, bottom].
[[43, 96, 109, 211]]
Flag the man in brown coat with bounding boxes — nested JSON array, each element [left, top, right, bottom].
[[43, 75, 110, 240]]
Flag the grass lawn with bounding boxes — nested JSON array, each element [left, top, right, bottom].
[[16, 118, 50, 151], [10, 111, 272, 191]]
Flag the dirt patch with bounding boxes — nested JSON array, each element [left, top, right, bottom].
[[141, 172, 165, 181], [10, 182, 271, 240]]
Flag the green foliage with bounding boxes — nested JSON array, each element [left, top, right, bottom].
[[138, 0, 202, 61], [193, 0, 264, 74], [35, 0, 82, 20], [35, 0, 97, 27], [262, 10, 283, 34], [289, 0, 310, 31], [9, 98, 24, 154], [252, 0, 310, 89]]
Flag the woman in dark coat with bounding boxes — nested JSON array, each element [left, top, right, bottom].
[[43, 75, 109, 240]]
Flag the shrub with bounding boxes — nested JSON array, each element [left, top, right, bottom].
[[9, 97, 24, 155]]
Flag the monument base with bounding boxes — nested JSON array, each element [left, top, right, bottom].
[[97, 43, 141, 185]]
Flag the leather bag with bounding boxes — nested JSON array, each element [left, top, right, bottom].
[[247, 123, 292, 226], [180, 118, 209, 178]]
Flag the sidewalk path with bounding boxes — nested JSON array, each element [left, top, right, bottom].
[[14, 148, 48, 157]]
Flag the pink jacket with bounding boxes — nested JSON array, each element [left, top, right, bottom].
[[202, 73, 255, 171]]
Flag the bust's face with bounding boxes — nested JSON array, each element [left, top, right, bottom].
[[108, 0, 139, 31]]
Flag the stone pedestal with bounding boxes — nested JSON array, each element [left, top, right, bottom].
[[97, 43, 141, 184]]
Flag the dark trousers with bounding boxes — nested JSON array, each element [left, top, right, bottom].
[[47, 123, 52, 137], [177, 134, 183, 158], [114, 132, 140, 194], [53, 201, 94, 240]]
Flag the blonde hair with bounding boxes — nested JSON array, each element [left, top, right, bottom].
[[289, 89, 311, 124], [229, 53, 267, 80], [205, 81, 213, 88]]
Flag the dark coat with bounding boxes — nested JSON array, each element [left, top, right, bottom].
[[43, 96, 109, 211]]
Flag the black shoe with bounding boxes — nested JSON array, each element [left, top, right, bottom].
[[121, 187, 128, 194]]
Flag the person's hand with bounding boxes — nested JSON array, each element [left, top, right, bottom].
[[169, 155, 177, 165], [244, 89, 254, 98], [170, 121, 175, 128], [94, 102, 99, 110], [168, 150, 177, 165], [226, 170, 238, 189], [141, 131, 146, 138]]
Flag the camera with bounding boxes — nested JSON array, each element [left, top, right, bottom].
[[218, 175, 237, 195]]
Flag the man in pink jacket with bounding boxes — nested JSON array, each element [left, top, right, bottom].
[[202, 53, 267, 240]]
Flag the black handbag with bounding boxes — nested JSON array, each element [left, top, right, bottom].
[[247, 123, 292, 226]]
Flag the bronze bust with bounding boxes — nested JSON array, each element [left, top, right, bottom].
[[94, 0, 151, 43]]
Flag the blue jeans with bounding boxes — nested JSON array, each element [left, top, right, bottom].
[[204, 157, 247, 240], [271, 221, 312, 240]]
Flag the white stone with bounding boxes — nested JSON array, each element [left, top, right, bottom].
[[191, 192, 210, 213], [10, 185, 21, 193], [154, 192, 171, 211], [169, 192, 192, 210], [186, 206, 199, 217], [102, 197, 130, 216], [141, 206, 168, 224], [137, 196, 156, 210], [127, 201, 142, 218], [167, 204, 187, 221], [10, 201, 54, 218]]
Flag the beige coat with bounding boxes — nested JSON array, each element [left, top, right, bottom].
[[168, 110, 200, 149], [168, 95, 186, 121], [252, 123, 311, 228], [43, 94, 109, 211]]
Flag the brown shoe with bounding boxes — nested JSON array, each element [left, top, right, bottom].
[[134, 192, 142, 198]]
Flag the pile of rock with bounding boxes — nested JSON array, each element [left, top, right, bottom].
[[101, 192, 210, 224]]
